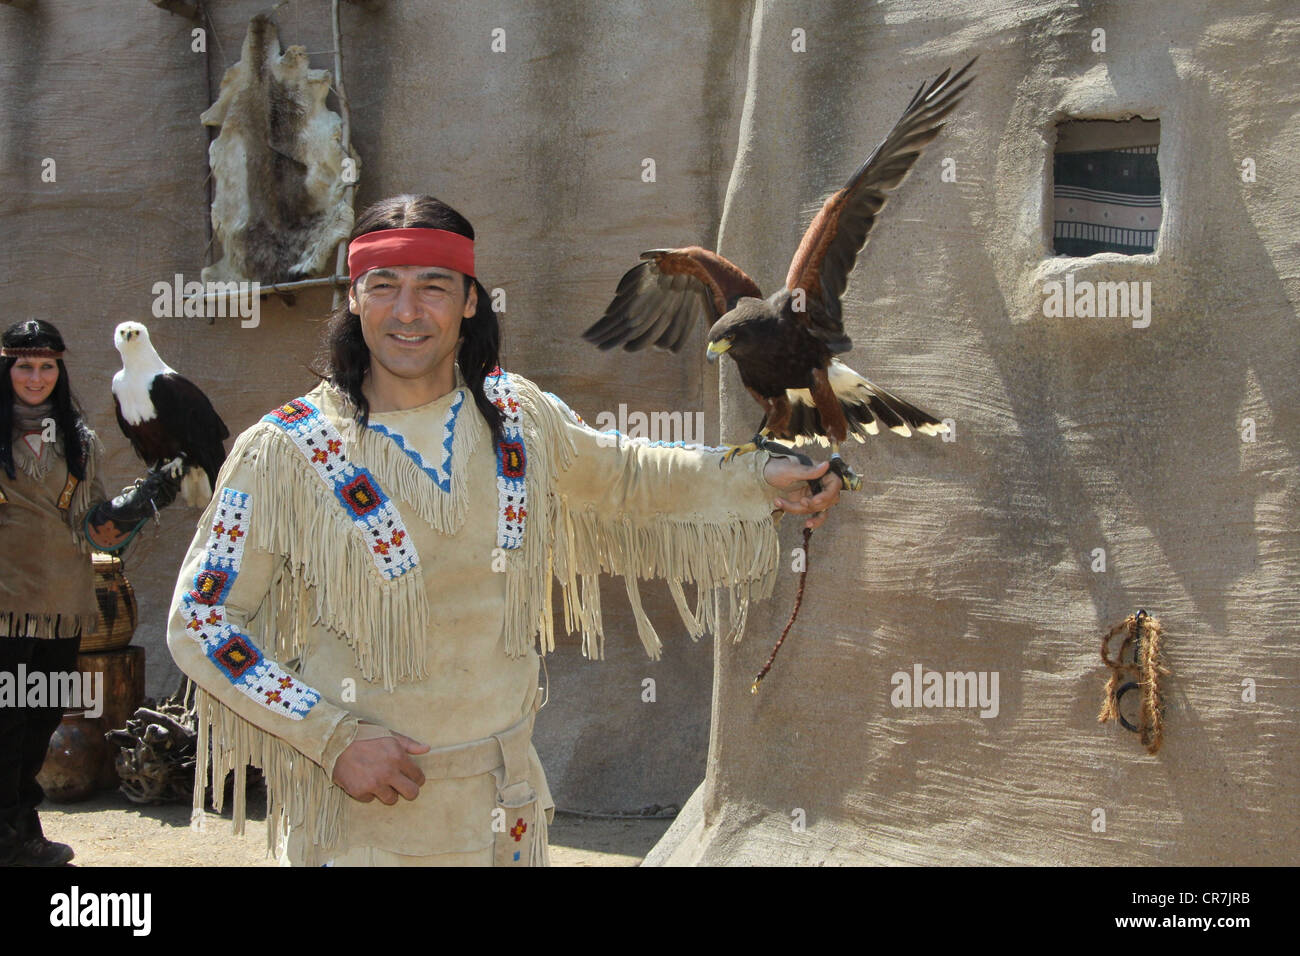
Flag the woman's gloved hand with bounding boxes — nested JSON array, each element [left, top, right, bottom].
[[85, 464, 184, 551]]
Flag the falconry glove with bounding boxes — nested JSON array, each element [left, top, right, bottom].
[[85, 464, 183, 552]]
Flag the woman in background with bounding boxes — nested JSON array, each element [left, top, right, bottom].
[[0, 319, 176, 866]]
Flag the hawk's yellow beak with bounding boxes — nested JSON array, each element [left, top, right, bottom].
[[706, 338, 732, 363]]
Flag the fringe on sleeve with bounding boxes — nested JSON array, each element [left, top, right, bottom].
[[193, 687, 347, 866], [505, 375, 780, 661]]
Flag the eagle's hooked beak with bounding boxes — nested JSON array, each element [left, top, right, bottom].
[[706, 338, 732, 363]]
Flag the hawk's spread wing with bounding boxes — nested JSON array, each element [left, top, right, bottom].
[[784, 57, 977, 344], [583, 247, 762, 352]]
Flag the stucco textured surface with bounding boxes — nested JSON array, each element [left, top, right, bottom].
[[3, 0, 1296, 862], [660, 0, 1300, 866]]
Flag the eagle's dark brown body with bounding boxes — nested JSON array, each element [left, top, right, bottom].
[[113, 321, 229, 508]]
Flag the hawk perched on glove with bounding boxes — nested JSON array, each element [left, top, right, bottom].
[[584, 59, 975, 490]]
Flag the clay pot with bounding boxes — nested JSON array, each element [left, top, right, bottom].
[[37, 713, 110, 803]]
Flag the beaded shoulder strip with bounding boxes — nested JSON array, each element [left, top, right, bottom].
[[264, 398, 418, 579]]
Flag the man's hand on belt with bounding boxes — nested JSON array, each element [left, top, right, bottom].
[[331, 732, 430, 805]]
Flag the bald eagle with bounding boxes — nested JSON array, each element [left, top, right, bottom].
[[112, 321, 229, 507]]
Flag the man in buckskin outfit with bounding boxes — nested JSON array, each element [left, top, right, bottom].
[[166, 194, 841, 865]]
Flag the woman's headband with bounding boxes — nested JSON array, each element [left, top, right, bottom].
[[347, 228, 475, 284], [1, 347, 64, 359]]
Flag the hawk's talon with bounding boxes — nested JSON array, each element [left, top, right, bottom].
[[162, 456, 186, 479], [719, 441, 760, 466]]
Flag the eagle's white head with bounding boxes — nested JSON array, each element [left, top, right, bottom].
[[113, 321, 171, 378], [113, 321, 152, 356]]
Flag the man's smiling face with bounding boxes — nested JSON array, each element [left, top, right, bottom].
[[350, 264, 477, 402]]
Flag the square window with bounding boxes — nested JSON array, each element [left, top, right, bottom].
[[1052, 118, 1161, 256]]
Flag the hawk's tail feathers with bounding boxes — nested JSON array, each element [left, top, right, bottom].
[[784, 358, 948, 444]]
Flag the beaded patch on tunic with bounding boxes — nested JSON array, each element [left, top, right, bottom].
[[264, 398, 417, 580], [485, 367, 526, 549], [179, 489, 321, 719], [367, 388, 465, 493]]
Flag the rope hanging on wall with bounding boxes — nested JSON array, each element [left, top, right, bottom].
[[1097, 610, 1169, 754]]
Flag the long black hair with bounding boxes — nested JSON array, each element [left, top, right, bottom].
[[317, 194, 505, 444], [2, 319, 91, 481]]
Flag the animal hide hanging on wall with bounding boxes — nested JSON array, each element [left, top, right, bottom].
[[201, 14, 357, 285]]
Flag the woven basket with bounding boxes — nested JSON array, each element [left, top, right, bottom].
[[83, 552, 137, 652]]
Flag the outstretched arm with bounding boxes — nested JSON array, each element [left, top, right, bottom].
[[539, 387, 841, 529], [515, 377, 840, 657]]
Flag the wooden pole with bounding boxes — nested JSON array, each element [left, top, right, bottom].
[[182, 274, 349, 310], [331, 0, 357, 310], [201, 4, 215, 273]]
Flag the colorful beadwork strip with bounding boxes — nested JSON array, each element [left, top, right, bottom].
[[179, 489, 321, 719], [485, 368, 527, 549], [367, 387, 465, 493], [264, 397, 417, 579]]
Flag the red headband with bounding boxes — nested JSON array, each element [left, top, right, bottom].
[[1, 347, 63, 359], [347, 228, 475, 283]]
